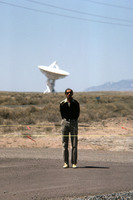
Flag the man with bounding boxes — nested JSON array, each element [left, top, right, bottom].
[[60, 88, 80, 169]]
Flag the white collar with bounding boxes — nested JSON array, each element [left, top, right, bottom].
[[64, 98, 74, 103]]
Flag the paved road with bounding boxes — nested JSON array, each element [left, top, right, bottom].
[[0, 148, 133, 200]]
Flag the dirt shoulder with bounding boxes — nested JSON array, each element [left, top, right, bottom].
[[0, 118, 133, 152]]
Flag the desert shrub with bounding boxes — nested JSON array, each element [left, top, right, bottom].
[[20, 116, 36, 125], [0, 117, 3, 124], [26, 105, 39, 113], [0, 107, 12, 119], [44, 127, 53, 132], [76, 95, 88, 104], [41, 103, 60, 122], [105, 104, 117, 111], [0, 91, 133, 124], [1, 126, 14, 133]]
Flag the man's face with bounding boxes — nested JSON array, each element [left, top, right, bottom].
[[66, 89, 73, 99]]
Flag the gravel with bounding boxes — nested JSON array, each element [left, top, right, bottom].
[[75, 191, 133, 200]]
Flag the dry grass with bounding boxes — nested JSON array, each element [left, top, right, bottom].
[[0, 91, 133, 134]]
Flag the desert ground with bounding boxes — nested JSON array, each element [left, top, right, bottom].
[[0, 117, 133, 200], [1, 92, 133, 199], [0, 117, 133, 152]]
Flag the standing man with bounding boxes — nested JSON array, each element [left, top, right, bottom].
[[60, 88, 80, 169]]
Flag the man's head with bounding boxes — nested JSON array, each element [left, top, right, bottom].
[[65, 88, 73, 101]]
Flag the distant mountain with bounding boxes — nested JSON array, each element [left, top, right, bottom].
[[86, 79, 133, 92]]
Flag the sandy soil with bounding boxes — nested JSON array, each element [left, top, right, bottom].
[[0, 117, 133, 152]]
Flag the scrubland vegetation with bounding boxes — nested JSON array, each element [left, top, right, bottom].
[[0, 91, 133, 127]]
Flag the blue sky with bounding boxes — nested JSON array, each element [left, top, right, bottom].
[[0, 0, 133, 92]]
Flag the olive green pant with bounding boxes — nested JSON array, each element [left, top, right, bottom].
[[61, 119, 78, 165]]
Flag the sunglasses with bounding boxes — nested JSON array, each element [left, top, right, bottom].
[[66, 91, 72, 94]]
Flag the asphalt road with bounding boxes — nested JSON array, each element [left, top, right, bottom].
[[0, 148, 133, 200]]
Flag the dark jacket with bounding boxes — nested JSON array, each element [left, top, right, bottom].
[[60, 98, 80, 120]]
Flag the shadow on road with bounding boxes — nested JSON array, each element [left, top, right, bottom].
[[77, 166, 110, 169]]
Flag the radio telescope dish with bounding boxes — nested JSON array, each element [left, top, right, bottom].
[[38, 61, 70, 93]]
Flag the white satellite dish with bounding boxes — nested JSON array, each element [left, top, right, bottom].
[[38, 61, 70, 93]]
